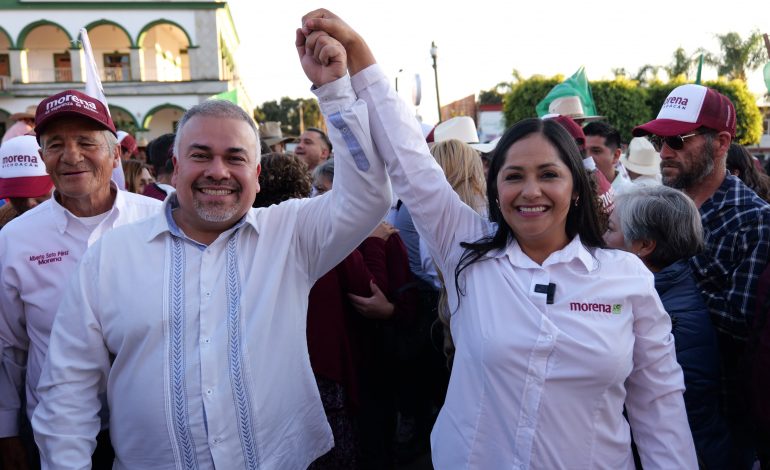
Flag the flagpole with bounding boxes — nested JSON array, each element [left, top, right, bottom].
[[695, 54, 704, 84]]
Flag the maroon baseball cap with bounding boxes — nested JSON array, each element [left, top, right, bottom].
[[544, 114, 586, 150], [633, 84, 736, 138], [34, 89, 116, 141], [117, 131, 138, 156]]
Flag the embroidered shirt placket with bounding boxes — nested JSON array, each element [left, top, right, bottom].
[[167, 235, 200, 470], [225, 233, 259, 469]]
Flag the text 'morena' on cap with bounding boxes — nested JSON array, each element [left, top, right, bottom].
[[34, 89, 117, 142], [632, 84, 736, 138]]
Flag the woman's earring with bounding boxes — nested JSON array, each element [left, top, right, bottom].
[[573, 196, 580, 207], [496, 198, 500, 208]]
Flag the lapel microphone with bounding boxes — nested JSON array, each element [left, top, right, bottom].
[[534, 283, 556, 305]]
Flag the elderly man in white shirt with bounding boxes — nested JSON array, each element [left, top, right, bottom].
[[31, 31, 391, 469], [0, 90, 161, 469], [302, 10, 698, 469]]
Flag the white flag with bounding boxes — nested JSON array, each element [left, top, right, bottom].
[[79, 28, 110, 117], [79, 28, 126, 189]]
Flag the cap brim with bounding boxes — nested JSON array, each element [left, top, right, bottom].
[[620, 154, 660, 176], [632, 119, 699, 137], [572, 114, 605, 123], [10, 113, 35, 121], [263, 137, 293, 146], [0, 175, 54, 199], [35, 110, 116, 141]]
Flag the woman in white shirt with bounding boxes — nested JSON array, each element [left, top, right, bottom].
[[299, 10, 697, 468]]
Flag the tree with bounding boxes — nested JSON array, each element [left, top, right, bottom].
[[664, 47, 696, 79], [478, 82, 511, 106], [704, 31, 767, 81], [253, 97, 322, 136], [503, 75, 562, 127]]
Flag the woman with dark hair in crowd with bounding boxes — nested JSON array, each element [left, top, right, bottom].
[[351, 68, 698, 468], [726, 143, 770, 203], [367, 111, 698, 469], [605, 185, 730, 469]]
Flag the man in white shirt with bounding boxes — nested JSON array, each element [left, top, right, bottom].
[[583, 121, 635, 195], [0, 90, 161, 469], [31, 32, 391, 469]]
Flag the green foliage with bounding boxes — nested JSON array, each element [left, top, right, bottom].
[[591, 78, 652, 143], [253, 97, 321, 136], [703, 79, 763, 145], [711, 31, 767, 81], [479, 89, 504, 106], [503, 75, 562, 127], [501, 73, 762, 145]]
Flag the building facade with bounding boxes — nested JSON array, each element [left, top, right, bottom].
[[0, 0, 251, 143]]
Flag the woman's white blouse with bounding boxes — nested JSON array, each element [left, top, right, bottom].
[[351, 64, 698, 469]]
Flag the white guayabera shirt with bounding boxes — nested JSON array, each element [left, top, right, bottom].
[[32, 75, 392, 470]]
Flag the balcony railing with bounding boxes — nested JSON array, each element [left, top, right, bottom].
[[26, 68, 73, 83], [102, 66, 131, 82]]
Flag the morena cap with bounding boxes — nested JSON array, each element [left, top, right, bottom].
[[0, 135, 54, 198], [543, 114, 586, 150], [117, 131, 138, 155], [632, 84, 736, 138], [34, 89, 116, 141]]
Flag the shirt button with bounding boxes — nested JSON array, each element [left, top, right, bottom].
[[342, 127, 349, 134], [201, 338, 210, 344], [545, 335, 553, 342], [205, 292, 211, 297], [206, 389, 213, 395]]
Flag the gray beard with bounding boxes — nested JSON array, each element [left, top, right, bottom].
[[663, 139, 715, 191], [193, 198, 241, 223]]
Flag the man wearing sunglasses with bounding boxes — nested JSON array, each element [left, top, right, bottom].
[[634, 83, 770, 470]]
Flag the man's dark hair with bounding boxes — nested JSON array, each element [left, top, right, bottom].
[[146, 133, 176, 176], [306, 127, 332, 153], [583, 121, 621, 150]]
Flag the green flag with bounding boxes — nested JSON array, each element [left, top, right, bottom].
[[211, 89, 238, 104], [764, 62, 770, 95], [535, 66, 598, 118], [695, 54, 704, 85]]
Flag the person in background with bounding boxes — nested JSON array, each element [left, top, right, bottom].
[[0, 89, 161, 469], [0, 135, 54, 230], [604, 185, 730, 469], [1, 106, 36, 144], [116, 131, 138, 161], [726, 143, 770, 203], [142, 133, 175, 201], [620, 137, 662, 187], [303, 11, 698, 467], [634, 84, 770, 469], [121, 159, 154, 195], [295, 127, 332, 172], [583, 121, 634, 195]]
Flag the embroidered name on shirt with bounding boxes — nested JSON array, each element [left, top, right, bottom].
[[28, 250, 70, 265], [570, 302, 622, 314]]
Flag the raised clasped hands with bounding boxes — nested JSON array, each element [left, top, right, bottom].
[[295, 19, 346, 88], [299, 9, 376, 79]]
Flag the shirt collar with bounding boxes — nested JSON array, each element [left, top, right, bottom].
[[498, 235, 598, 272], [700, 172, 755, 216], [145, 192, 258, 245], [50, 182, 121, 234]]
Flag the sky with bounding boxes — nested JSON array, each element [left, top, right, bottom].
[[227, 0, 769, 125]]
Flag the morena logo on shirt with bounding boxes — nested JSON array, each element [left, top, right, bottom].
[[569, 302, 623, 314]]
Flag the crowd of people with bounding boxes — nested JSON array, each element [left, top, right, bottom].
[[0, 8, 769, 470]]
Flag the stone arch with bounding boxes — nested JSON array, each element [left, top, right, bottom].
[[137, 19, 193, 49], [85, 20, 135, 48], [17, 20, 73, 49]]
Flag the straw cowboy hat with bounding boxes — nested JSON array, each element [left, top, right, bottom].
[[547, 96, 604, 123], [259, 122, 293, 147], [620, 137, 661, 176], [9, 105, 38, 122]]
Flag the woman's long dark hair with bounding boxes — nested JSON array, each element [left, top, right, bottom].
[[454, 118, 606, 292]]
